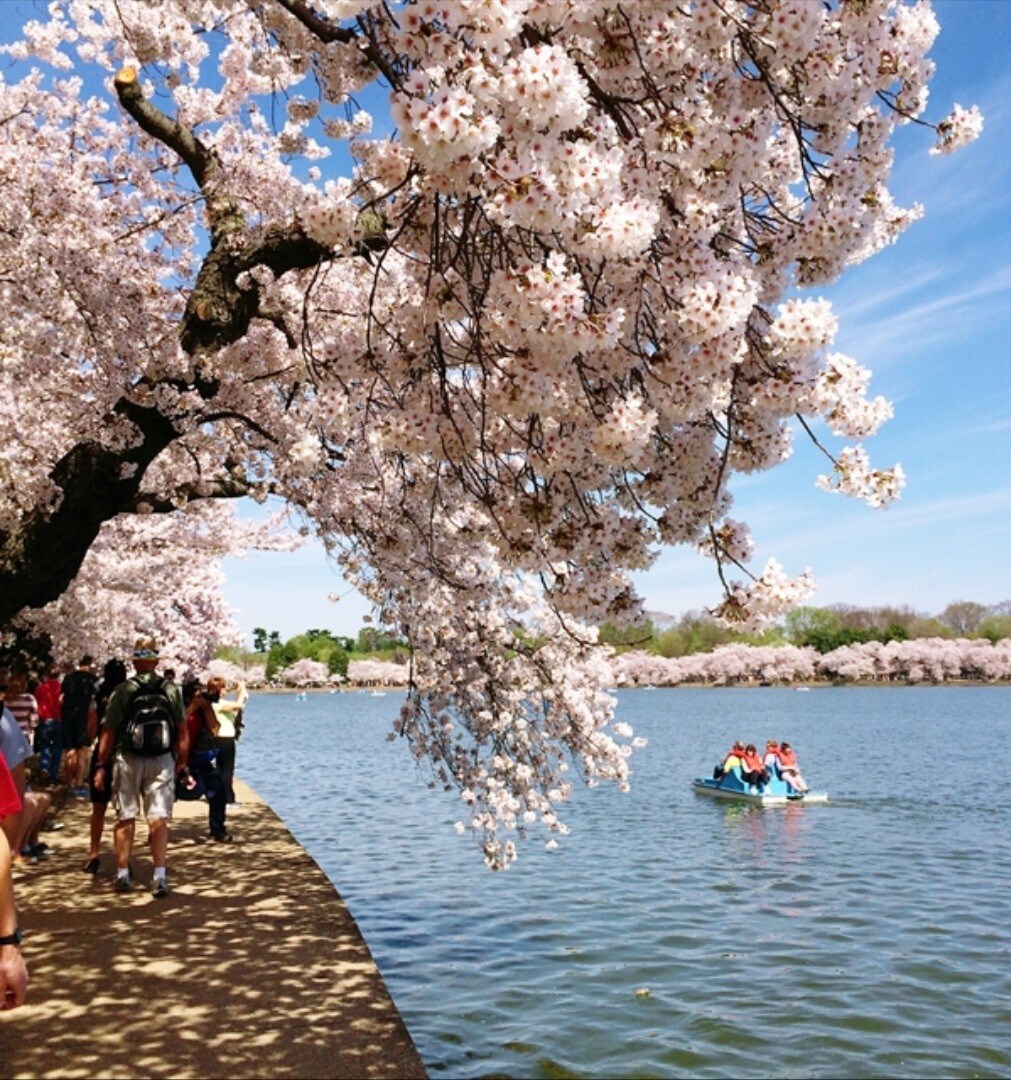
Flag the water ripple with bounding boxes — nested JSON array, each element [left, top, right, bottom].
[[241, 686, 1011, 1078]]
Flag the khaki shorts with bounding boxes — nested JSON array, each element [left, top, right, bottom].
[[113, 751, 175, 822]]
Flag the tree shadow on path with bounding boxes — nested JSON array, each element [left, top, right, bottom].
[[0, 784, 427, 1079]]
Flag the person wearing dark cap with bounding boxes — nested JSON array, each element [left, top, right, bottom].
[[93, 638, 187, 898], [61, 656, 98, 796]]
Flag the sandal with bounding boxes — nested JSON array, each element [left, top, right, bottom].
[[83, 857, 100, 875]]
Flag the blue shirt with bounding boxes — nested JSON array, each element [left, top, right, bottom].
[[0, 704, 33, 770]]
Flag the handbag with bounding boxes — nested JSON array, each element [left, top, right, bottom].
[[174, 768, 204, 801]]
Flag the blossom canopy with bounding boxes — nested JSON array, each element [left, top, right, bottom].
[[0, 0, 980, 866]]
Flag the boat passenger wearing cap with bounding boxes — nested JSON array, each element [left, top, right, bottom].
[[93, 638, 188, 898]]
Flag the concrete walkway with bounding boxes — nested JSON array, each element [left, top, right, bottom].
[[0, 780, 427, 1079]]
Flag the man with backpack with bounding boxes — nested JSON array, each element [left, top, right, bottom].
[[93, 638, 188, 898]]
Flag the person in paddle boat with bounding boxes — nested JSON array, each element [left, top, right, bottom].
[[713, 741, 746, 780], [740, 744, 771, 793], [776, 742, 810, 794], [763, 740, 780, 772]]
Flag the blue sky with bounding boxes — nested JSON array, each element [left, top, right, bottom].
[[225, 0, 1011, 643]]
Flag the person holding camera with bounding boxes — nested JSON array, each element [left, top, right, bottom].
[[204, 677, 247, 807]]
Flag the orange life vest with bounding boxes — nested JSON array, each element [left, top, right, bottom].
[[778, 748, 798, 768], [742, 750, 763, 771]]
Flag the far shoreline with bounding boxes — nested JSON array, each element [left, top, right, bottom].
[[247, 678, 1008, 694]]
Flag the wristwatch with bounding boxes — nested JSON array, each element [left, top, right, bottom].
[[0, 927, 22, 947]]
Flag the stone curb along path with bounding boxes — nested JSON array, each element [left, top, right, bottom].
[[0, 779, 427, 1080]]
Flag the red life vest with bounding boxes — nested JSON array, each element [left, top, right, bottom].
[[778, 748, 798, 768], [742, 750, 763, 771]]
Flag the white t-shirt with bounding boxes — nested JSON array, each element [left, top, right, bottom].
[[212, 702, 236, 739]]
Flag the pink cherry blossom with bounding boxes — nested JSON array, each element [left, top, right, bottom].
[[0, 1, 981, 866]]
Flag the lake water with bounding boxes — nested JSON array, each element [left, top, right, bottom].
[[238, 686, 1011, 1078]]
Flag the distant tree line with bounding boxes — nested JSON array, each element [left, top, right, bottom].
[[599, 599, 1011, 657], [218, 626, 410, 681], [219, 600, 1010, 679]]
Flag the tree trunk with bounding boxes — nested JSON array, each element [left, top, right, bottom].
[[0, 401, 178, 623]]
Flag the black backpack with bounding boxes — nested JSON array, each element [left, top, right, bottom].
[[121, 677, 176, 757]]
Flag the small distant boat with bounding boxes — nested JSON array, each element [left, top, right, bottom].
[[370, 690, 387, 697], [295, 691, 307, 701], [794, 686, 811, 692], [692, 768, 828, 805]]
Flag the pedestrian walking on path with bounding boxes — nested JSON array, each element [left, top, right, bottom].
[[93, 639, 188, 898]]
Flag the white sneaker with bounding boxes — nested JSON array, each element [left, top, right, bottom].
[[151, 877, 169, 898]]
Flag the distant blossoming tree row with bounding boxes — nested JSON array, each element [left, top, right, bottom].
[[612, 638, 1011, 687], [202, 655, 407, 688], [0, 1, 980, 865]]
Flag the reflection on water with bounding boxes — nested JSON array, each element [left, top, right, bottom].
[[240, 686, 1011, 1079]]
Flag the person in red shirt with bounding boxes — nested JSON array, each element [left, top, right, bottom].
[[33, 666, 63, 786]]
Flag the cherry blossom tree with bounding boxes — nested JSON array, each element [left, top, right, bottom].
[[278, 657, 332, 687], [8, 503, 295, 670], [0, 1, 981, 865], [613, 638, 1011, 687], [347, 658, 409, 686], [203, 657, 267, 686]]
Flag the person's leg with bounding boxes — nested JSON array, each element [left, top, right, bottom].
[[143, 755, 174, 894], [203, 767, 227, 837], [73, 740, 90, 789], [114, 818, 135, 872], [147, 816, 170, 897], [63, 747, 80, 790], [49, 723, 63, 786], [1, 766, 25, 863], [0, 815, 21, 866], [112, 755, 141, 883], [17, 792, 51, 852], [84, 746, 109, 866], [63, 719, 87, 790], [86, 804, 108, 867], [787, 769, 809, 792], [35, 722, 55, 784], [216, 737, 236, 803], [148, 817, 168, 868]]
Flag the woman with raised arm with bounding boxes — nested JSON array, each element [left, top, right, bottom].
[[205, 678, 248, 808]]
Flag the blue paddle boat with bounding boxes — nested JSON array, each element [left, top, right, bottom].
[[692, 765, 828, 805]]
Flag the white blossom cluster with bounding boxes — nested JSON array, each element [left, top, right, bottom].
[[931, 104, 984, 155], [13, 503, 293, 668], [0, 1, 981, 865], [816, 447, 907, 508]]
